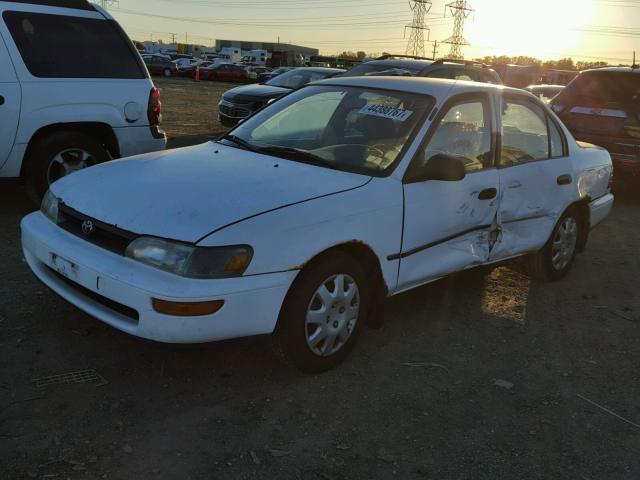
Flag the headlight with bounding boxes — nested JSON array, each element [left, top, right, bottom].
[[41, 190, 59, 223], [125, 236, 253, 279]]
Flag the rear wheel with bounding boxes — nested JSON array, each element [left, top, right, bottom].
[[526, 209, 580, 281], [273, 252, 369, 373], [163, 68, 172, 77], [24, 131, 109, 204]]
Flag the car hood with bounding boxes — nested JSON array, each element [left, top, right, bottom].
[[50, 142, 370, 243], [223, 84, 290, 102]]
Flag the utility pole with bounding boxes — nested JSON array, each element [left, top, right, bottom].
[[169, 33, 177, 45], [431, 39, 439, 60], [442, 0, 473, 60], [405, 0, 432, 58]]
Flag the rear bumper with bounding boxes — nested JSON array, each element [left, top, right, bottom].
[[589, 193, 614, 229], [114, 125, 167, 158]]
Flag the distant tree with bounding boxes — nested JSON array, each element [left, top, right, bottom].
[[356, 51, 366, 59], [576, 61, 608, 71], [556, 58, 575, 70]]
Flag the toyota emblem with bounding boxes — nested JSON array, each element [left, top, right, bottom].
[[81, 219, 95, 235]]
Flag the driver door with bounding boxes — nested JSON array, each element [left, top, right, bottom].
[[397, 93, 500, 291]]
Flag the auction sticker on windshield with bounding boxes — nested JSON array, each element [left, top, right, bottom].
[[360, 103, 413, 122]]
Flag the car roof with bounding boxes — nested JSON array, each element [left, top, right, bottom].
[[290, 67, 346, 73], [316, 75, 526, 99], [582, 66, 640, 74], [361, 59, 434, 69], [1, 0, 95, 10]]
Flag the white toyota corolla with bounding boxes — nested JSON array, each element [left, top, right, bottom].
[[21, 77, 614, 372]]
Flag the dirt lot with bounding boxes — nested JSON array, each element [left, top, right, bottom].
[[2, 77, 640, 480]]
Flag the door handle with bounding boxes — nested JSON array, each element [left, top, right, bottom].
[[478, 187, 497, 200], [557, 174, 572, 185], [508, 180, 522, 189], [0, 96, 4, 106]]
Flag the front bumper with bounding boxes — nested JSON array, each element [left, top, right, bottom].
[[21, 212, 297, 343]]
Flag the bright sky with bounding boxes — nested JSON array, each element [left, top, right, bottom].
[[107, 0, 640, 63]]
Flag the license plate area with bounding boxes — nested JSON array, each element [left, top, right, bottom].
[[50, 253, 78, 280]]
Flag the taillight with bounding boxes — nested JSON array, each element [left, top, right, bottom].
[[148, 87, 162, 125]]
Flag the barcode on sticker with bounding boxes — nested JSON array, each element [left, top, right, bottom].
[[360, 104, 413, 122]]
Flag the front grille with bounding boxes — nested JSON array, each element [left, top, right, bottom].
[[58, 203, 137, 256], [47, 266, 140, 322], [219, 100, 253, 118]]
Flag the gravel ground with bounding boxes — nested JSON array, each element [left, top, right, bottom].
[[1, 77, 639, 480]]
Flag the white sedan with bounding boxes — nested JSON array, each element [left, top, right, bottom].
[[21, 77, 614, 372]]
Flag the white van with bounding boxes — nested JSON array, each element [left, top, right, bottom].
[[0, 0, 167, 201]]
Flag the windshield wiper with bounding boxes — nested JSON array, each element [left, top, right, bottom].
[[219, 134, 261, 153], [258, 146, 342, 171]]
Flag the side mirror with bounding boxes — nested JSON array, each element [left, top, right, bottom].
[[408, 153, 467, 183]]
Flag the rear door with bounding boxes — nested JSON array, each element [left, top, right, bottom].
[[0, 26, 20, 169], [490, 92, 574, 260]]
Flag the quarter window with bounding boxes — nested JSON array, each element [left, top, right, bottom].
[[500, 100, 549, 166], [549, 119, 565, 158], [3, 11, 144, 79], [421, 99, 492, 173]]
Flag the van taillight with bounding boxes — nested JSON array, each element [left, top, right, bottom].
[[148, 87, 162, 125]]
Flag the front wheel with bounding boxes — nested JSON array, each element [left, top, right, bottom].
[[273, 252, 369, 373], [526, 210, 580, 281]]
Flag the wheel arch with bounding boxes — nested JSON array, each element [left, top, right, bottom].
[[20, 122, 120, 178], [567, 197, 590, 253]]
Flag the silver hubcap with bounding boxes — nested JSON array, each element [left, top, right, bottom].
[[47, 148, 95, 184], [305, 274, 360, 357], [551, 217, 578, 271]]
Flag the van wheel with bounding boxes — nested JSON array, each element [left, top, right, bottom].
[[163, 68, 172, 77], [526, 209, 580, 281], [273, 252, 369, 373], [24, 131, 109, 204]]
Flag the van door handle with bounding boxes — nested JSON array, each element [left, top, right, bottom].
[[557, 174, 572, 185], [478, 188, 497, 200], [0, 96, 4, 106], [508, 180, 522, 189]]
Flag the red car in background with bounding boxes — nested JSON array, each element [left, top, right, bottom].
[[198, 63, 253, 82]]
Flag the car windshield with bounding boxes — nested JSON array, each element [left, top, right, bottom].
[[340, 62, 424, 77], [265, 69, 337, 89], [222, 85, 434, 175]]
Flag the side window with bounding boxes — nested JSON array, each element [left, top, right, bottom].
[[549, 118, 566, 158], [500, 99, 549, 166], [454, 70, 474, 81], [2, 11, 144, 79], [421, 98, 492, 173]]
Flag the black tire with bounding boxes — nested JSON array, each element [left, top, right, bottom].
[[525, 208, 581, 281], [163, 68, 172, 77], [24, 130, 109, 204], [273, 251, 370, 373]]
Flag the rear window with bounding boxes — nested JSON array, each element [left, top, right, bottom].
[[563, 72, 640, 106], [3, 11, 145, 79]]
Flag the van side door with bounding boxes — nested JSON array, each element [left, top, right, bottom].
[[0, 27, 21, 170]]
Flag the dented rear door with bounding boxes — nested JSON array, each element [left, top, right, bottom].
[[490, 92, 575, 260]]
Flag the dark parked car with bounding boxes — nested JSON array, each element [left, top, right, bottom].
[[340, 55, 503, 84], [200, 63, 252, 82], [258, 66, 293, 83], [142, 54, 178, 77], [551, 67, 640, 182], [218, 67, 345, 126]]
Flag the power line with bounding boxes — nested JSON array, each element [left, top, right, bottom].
[[405, 0, 432, 57], [442, 0, 473, 59]]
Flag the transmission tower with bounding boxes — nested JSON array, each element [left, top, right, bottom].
[[442, 0, 473, 59], [95, 0, 118, 9], [405, 0, 432, 58]]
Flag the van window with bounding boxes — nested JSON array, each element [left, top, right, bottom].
[[3, 11, 145, 79]]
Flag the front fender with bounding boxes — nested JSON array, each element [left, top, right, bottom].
[[198, 177, 404, 291]]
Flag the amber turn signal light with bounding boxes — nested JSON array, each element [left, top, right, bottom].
[[152, 298, 225, 316]]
